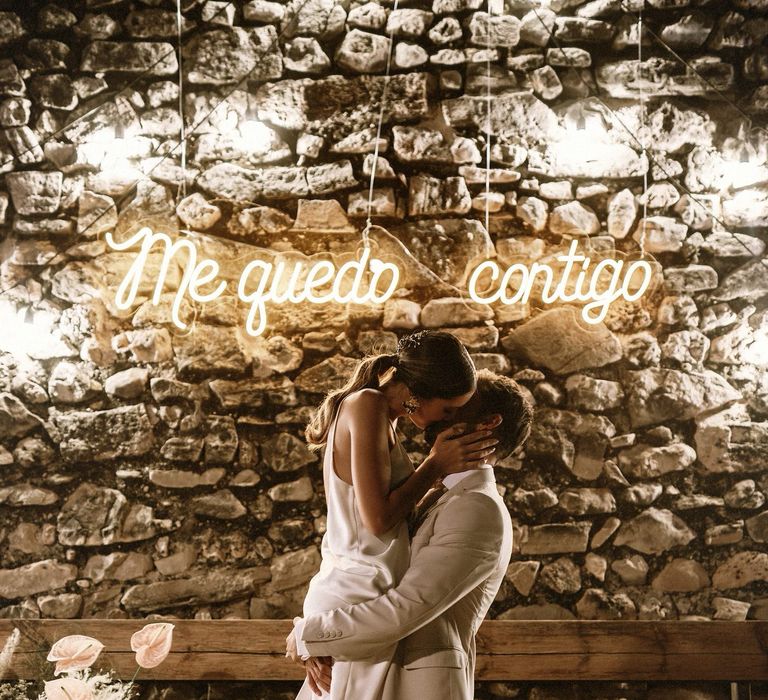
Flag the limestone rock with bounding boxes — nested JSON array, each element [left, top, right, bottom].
[[624, 368, 741, 429], [408, 175, 471, 216], [268, 476, 314, 501], [387, 219, 491, 290], [549, 201, 600, 235], [283, 38, 330, 74], [262, 433, 317, 472], [184, 26, 281, 84], [0, 393, 43, 438], [347, 2, 387, 30], [612, 555, 649, 585], [51, 405, 154, 462], [191, 489, 247, 520], [295, 355, 360, 395], [506, 561, 540, 596], [83, 552, 154, 583], [150, 467, 224, 487], [37, 593, 82, 619], [104, 368, 149, 399], [565, 375, 624, 412], [516, 197, 548, 232], [558, 488, 616, 516], [712, 551, 768, 589], [632, 216, 688, 253], [652, 558, 710, 592], [77, 190, 117, 237], [519, 522, 591, 555], [0, 560, 76, 600], [383, 299, 421, 329], [746, 511, 768, 543], [254, 73, 429, 139], [281, 0, 346, 40], [57, 482, 157, 546], [421, 298, 494, 327], [614, 508, 695, 554], [122, 566, 270, 611], [174, 326, 248, 377], [468, 12, 520, 47], [713, 257, 768, 302], [387, 9, 433, 37], [664, 265, 718, 294], [270, 545, 321, 591], [335, 29, 390, 73], [591, 517, 622, 548], [204, 416, 239, 464], [520, 8, 556, 46], [503, 308, 622, 374], [660, 330, 710, 368], [608, 189, 637, 239], [6, 171, 62, 215], [176, 193, 222, 230], [0, 483, 58, 507], [576, 588, 637, 620], [596, 57, 733, 98], [540, 557, 581, 594], [618, 443, 697, 479], [81, 41, 178, 74], [48, 361, 102, 404], [443, 92, 558, 145], [13, 437, 55, 469], [725, 480, 765, 510]]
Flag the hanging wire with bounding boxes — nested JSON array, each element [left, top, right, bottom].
[[363, 0, 400, 250], [0, 0, 239, 171], [637, 7, 648, 257], [529, 6, 768, 273], [0, 0, 321, 299], [176, 0, 188, 200], [484, 1, 492, 238]]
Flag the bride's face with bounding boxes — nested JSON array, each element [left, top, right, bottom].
[[407, 389, 476, 430]]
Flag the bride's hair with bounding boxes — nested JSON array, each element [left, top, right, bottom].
[[305, 330, 476, 451]]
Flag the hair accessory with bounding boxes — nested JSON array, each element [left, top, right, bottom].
[[397, 330, 429, 354]]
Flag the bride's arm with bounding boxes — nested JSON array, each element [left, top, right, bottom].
[[345, 390, 495, 536]]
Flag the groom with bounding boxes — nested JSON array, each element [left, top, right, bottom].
[[287, 369, 533, 699]]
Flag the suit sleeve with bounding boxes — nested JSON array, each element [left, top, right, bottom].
[[300, 492, 505, 661]]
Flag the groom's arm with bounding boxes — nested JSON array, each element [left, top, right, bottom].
[[298, 492, 506, 661]]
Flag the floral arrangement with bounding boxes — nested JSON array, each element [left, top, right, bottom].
[[0, 623, 175, 700]]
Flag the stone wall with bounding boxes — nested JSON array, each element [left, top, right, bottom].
[[1, 0, 767, 697]]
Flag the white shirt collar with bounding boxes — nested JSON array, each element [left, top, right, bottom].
[[442, 463, 493, 490]]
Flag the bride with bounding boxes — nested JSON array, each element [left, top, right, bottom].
[[293, 330, 499, 699]]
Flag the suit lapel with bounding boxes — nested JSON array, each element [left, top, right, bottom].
[[413, 468, 498, 538]]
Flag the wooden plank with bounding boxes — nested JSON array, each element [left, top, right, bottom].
[[2, 620, 767, 682]]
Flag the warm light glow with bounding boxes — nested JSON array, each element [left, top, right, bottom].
[[105, 227, 400, 337], [467, 240, 654, 324], [81, 124, 143, 178], [238, 118, 274, 152], [0, 301, 60, 358]]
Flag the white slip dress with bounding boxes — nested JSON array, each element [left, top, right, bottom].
[[296, 398, 413, 700]]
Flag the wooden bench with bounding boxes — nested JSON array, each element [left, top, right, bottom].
[[2, 620, 767, 684]]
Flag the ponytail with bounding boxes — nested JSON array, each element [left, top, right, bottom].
[[305, 353, 398, 451]]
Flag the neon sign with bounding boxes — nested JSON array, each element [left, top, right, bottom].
[[105, 228, 655, 335]]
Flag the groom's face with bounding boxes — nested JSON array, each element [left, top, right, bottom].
[[424, 392, 484, 446]]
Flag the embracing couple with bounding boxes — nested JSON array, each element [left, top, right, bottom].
[[285, 330, 534, 699]]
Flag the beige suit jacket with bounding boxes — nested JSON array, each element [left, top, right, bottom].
[[301, 468, 513, 700]]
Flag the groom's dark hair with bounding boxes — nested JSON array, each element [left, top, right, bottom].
[[474, 369, 533, 459], [424, 369, 533, 460]]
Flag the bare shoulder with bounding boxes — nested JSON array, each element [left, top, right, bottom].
[[339, 389, 389, 424]]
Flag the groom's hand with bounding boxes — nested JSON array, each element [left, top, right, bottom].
[[306, 656, 333, 695]]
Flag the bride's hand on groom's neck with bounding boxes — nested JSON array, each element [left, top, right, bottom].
[[426, 423, 499, 476]]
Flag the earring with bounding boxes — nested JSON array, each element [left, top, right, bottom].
[[403, 396, 420, 414]]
